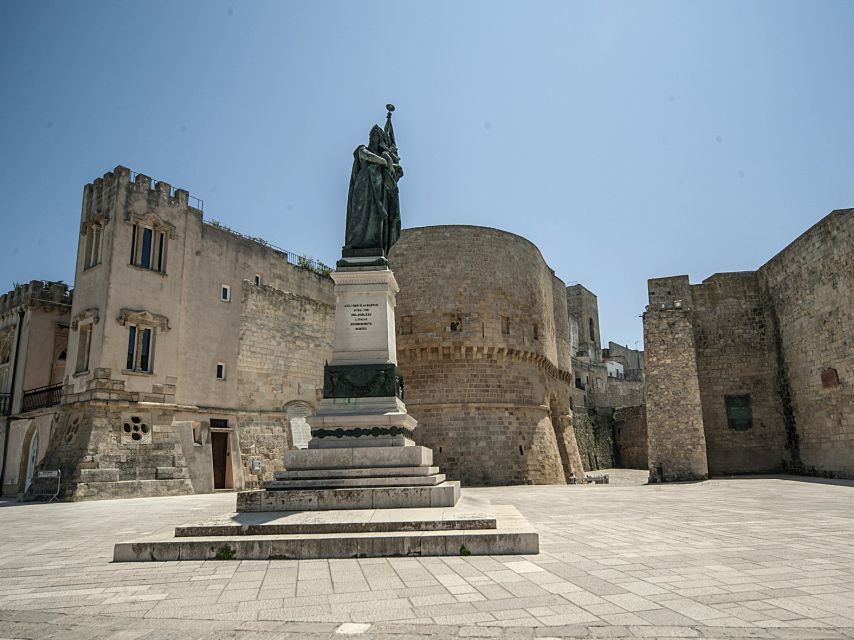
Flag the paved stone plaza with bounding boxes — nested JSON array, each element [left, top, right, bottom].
[[2, 473, 854, 639]]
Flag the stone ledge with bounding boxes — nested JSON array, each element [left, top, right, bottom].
[[263, 473, 446, 490], [237, 481, 460, 512]]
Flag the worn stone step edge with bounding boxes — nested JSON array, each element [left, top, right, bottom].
[[114, 529, 539, 561], [274, 466, 440, 480], [238, 481, 461, 512], [174, 516, 497, 537], [263, 474, 446, 490]]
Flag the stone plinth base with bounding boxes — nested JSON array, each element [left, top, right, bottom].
[[113, 500, 539, 561], [238, 445, 460, 511]]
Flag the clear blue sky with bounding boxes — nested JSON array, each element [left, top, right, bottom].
[[2, 1, 852, 348]]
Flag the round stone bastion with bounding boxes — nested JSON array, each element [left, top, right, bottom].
[[389, 225, 577, 486]]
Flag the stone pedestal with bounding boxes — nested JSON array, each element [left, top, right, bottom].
[[237, 264, 460, 512]]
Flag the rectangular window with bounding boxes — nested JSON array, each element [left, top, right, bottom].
[[130, 224, 167, 273], [221, 285, 230, 302], [157, 232, 165, 272], [75, 324, 91, 373], [140, 227, 153, 269], [501, 316, 510, 335], [139, 328, 151, 371], [126, 325, 154, 373], [126, 325, 137, 370], [83, 225, 102, 269], [216, 363, 226, 380], [254, 274, 262, 286], [725, 394, 753, 431], [533, 323, 539, 341]]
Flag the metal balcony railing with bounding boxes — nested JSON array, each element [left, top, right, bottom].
[[21, 383, 62, 413]]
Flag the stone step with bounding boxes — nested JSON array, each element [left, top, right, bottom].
[[113, 504, 538, 561], [174, 509, 496, 537], [274, 466, 441, 480], [238, 481, 460, 512], [263, 474, 446, 491], [283, 446, 431, 470]]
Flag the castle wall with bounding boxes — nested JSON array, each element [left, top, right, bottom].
[[613, 405, 647, 469], [758, 209, 853, 477], [644, 277, 709, 482], [598, 378, 645, 409], [389, 226, 577, 486], [643, 210, 853, 481], [691, 273, 787, 475], [235, 283, 334, 486]]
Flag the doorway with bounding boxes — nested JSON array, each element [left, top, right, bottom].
[[211, 431, 229, 489]]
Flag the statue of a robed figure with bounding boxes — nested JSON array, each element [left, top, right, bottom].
[[343, 104, 404, 259]]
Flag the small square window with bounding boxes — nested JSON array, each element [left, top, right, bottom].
[[216, 363, 226, 380], [221, 285, 230, 302], [254, 274, 262, 286]]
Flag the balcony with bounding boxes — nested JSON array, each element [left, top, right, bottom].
[[21, 383, 62, 413], [0, 393, 10, 416]]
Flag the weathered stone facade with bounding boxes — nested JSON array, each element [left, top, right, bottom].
[[31, 166, 336, 500], [644, 302, 709, 482], [236, 284, 334, 487], [613, 405, 647, 469], [390, 226, 585, 486], [644, 209, 853, 480]]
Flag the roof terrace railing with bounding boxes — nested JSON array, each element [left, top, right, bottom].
[[21, 383, 62, 413], [203, 221, 333, 278]]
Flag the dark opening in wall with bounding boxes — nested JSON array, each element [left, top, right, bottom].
[[533, 323, 539, 341], [725, 394, 753, 431], [821, 368, 840, 388], [588, 318, 595, 342], [519, 445, 524, 456], [449, 315, 462, 332]]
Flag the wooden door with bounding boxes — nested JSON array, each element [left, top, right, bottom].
[[211, 432, 228, 489]]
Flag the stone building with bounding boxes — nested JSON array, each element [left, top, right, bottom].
[[644, 209, 853, 481], [2, 166, 336, 500], [389, 226, 587, 486], [2, 167, 649, 499], [0, 281, 71, 497]]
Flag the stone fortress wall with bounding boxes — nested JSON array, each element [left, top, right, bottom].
[[644, 209, 853, 480], [389, 226, 585, 486]]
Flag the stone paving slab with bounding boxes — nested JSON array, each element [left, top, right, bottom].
[[2, 472, 854, 639]]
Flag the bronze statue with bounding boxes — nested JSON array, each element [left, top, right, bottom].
[[343, 105, 403, 258]]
